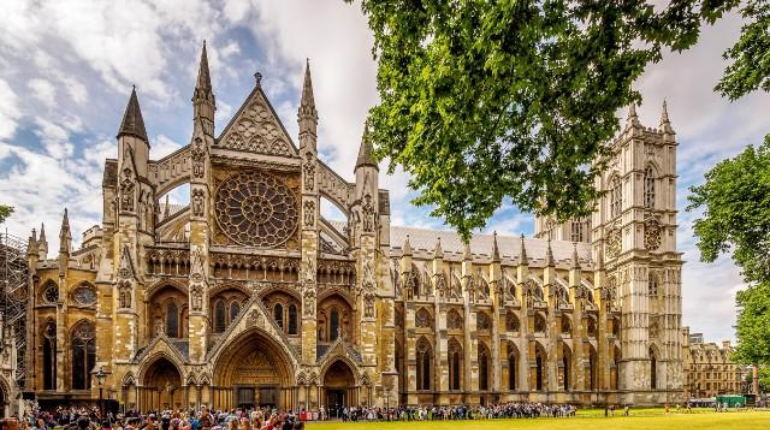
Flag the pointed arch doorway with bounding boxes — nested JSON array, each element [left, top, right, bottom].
[[322, 360, 356, 418]]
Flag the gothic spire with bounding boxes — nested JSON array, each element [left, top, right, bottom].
[[59, 208, 71, 253], [491, 231, 501, 263], [433, 237, 443, 259], [356, 120, 378, 170], [402, 234, 412, 256], [463, 241, 472, 261], [571, 242, 580, 270], [298, 59, 317, 120], [117, 86, 149, 142], [195, 40, 212, 93], [660, 100, 674, 135], [39, 223, 47, 244], [626, 103, 640, 128], [546, 239, 555, 267], [518, 234, 528, 266]]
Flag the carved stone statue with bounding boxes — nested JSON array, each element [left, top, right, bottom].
[[303, 200, 315, 227], [192, 189, 205, 217], [362, 194, 375, 232], [303, 152, 315, 191]]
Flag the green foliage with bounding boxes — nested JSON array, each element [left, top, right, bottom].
[[687, 136, 770, 285], [0, 204, 13, 224], [732, 282, 770, 366], [688, 138, 770, 367], [715, 0, 770, 100], [347, 0, 738, 239]]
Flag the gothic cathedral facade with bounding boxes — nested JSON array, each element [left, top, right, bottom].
[[23, 44, 683, 411]]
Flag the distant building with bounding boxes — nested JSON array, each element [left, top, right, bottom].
[[682, 327, 749, 399]]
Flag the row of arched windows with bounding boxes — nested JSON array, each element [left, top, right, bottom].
[[410, 338, 617, 392], [609, 165, 657, 218]]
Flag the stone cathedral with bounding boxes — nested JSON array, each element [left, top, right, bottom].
[[22, 44, 683, 412]]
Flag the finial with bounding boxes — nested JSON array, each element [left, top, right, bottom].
[[518, 233, 528, 266], [39, 223, 46, 241], [491, 231, 501, 263], [356, 119, 377, 170], [433, 237, 443, 259], [546, 238, 555, 267], [402, 234, 412, 256], [626, 103, 640, 128], [660, 99, 674, 135], [571, 242, 580, 270], [462, 241, 472, 261], [254, 71, 263, 87]]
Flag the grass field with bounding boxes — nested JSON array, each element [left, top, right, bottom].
[[310, 410, 770, 430]]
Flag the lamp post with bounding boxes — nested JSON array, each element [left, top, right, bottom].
[[96, 367, 106, 419]]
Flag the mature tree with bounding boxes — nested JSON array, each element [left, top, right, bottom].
[[716, 0, 770, 100], [349, 0, 742, 238], [687, 137, 770, 285], [0, 204, 13, 224], [733, 282, 770, 367]]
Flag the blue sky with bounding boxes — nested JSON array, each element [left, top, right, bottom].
[[0, 0, 768, 343]]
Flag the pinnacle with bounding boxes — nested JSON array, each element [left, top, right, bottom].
[[518, 234, 528, 266], [403, 235, 413, 256], [492, 231, 501, 262], [626, 103, 641, 128], [196, 40, 212, 91], [660, 100, 674, 134], [356, 121, 378, 170], [117, 87, 149, 142], [571, 242, 580, 270], [546, 239, 555, 267]]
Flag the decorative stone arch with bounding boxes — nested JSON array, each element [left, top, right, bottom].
[[319, 355, 360, 386], [137, 350, 186, 384], [0, 376, 11, 412], [69, 281, 98, 306], [317, 288, 355, 308], [39, 278, 59, 303], [69, 319, 96, 390], [559, 341, 573, 391], [560, 313, 573, 334], [505, 311, 520, 332], [319, 189, 351, 219], [258, 284, 302, 302], [415, 307, 433, 329], [145, 279, 189, 300], [209, 282, 252, 298], [446, 308, 464, 330], [476, 310, 493, 331], [415, 335, 433, 391]]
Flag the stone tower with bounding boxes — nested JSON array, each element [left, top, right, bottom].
[[591, 102, 683, 405]]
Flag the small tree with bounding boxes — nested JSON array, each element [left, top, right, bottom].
[[0, 204, 13, 224]]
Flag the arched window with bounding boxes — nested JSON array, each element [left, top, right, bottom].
[[229, 301, 240, 324], [71, 321, 96, 390], [650, 347, 658, 389], [330, 308, 340, 341], [508, 346, 517, 391], [588, 348, 598, 390], [610, 176, 622, 218], [416, 308, 432, 329], [274, 303, 284, 329], [416, 337, 431, 391], [448, 339, 462, 391], [536, 354, 545, 391], [534, 313, 547, 334], [476, 312, 491, 331], [648, 276, 659, 297], [214, 300, 226, 333], [644, 166, 656, 209], [166, 302, 179, 338], [563, 347, 571, 391], [479, 344, 490, 391], [506, 313, 520, 332], [571, 221, 584, 242], [43, 320, 57, 390], [288, 304, 298, 335], [561, 316, 572, 334]]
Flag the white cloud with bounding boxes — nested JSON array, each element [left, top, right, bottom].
[[154, 134, 184, 159], [0, 79, 21, 139], [28, 78, 57, 109]]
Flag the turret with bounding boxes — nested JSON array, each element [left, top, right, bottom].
[[59, 208, 71, 256], [516, 234, 528, 283], [37, 223, 48, 260], [193, 41, 216, 137], [660, 100, 675, 141], [27, 228, 38, 259], [297, 60, 318, 150]]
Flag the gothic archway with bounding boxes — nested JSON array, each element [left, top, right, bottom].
[[213, 328, 295, 410], [140, 357, 182, 411], [322, 359, 356, 418]]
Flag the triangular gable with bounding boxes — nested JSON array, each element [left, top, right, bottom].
[[217, 85, 298, 157], [206, 295, 300, 366], [134, 333, 187, 365]]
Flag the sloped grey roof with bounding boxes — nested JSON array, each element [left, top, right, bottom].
[[390, 225, 592, 269]]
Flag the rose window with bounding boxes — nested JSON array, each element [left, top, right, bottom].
[[214, 171, 298, 247]]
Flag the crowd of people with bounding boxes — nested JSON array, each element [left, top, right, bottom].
[[7, 403, 305, 430], [335, 403, 579, 421]]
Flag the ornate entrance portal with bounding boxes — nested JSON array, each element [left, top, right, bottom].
[[213, 329, 295, 410], [323, 360, 356, 417]]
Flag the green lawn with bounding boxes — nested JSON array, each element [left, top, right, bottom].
[[310, 410, 770, 430]]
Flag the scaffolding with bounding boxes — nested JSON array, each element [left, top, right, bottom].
[[0, 229, 28, 389]]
